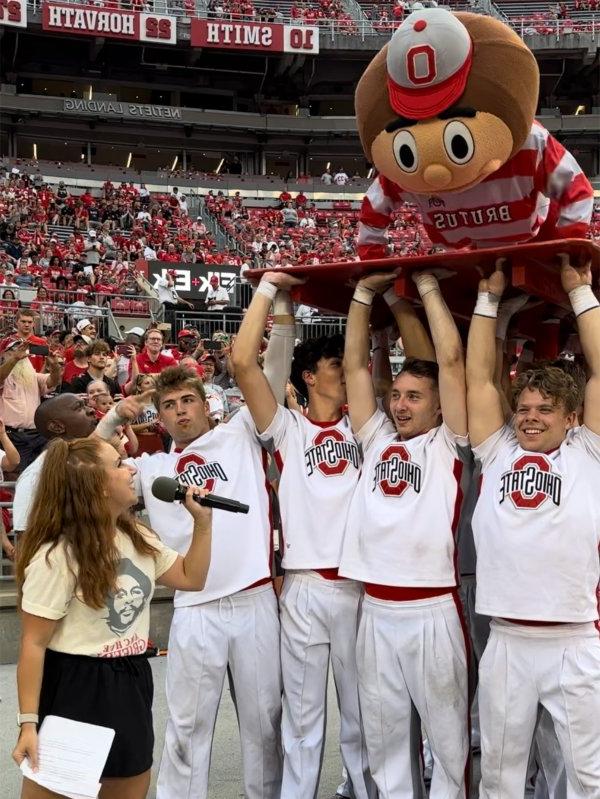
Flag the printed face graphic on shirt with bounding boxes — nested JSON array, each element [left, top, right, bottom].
[[499, 454, 562, 509], [372, 443, 422, 497], [175, 452, 228, 493], [105, 558, 152, 636], [304, 428, 360, 477]]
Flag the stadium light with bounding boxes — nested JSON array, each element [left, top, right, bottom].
[[88, 86, 93, 100], [575, 105, 586, 115], [326, 161, 331, 170], [216, 158, 225, 174], [126, 152, 133, 169], [367, 167, 374, 179], [33, 143, 38, 160], [171, 155, 179, 172]]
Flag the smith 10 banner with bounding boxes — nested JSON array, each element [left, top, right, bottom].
[[190, 19, 320, 54]]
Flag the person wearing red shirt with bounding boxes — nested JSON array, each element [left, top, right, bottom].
[[124, 329, 176, 393], [80, 189, 94, 207], [61, 335, 90, 386], [159, 244, 181, 263]]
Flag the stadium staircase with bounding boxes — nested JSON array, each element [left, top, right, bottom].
[[42, 223, 75, 243], [343, 0, 376, 34], [197, 198, 241, 254]]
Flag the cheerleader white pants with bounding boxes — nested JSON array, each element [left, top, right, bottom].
[[356, 592, 470, 799], [157, 584, 282, 799], [279, 571, 375, 799], [479, 619, 600, 799]]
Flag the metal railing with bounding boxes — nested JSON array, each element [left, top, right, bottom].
[[174, 309, 346, 340]]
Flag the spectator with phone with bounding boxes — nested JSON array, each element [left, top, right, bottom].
[[0, 340, 62, 471], [84, 229, 103, 268], [205, 275, 229, 311], [199, 353, 229, 420], [115, 328, 144, 388], [173, 329, 204, 362], [123, 329, 176, 396], [0, 308, 49, 373], [70, 340, 121, 397]]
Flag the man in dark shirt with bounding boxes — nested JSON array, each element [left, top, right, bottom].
[[70, 339, 120, 396]]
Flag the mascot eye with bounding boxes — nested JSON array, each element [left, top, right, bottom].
[[392, 131, 419, 173], [443, 121, 474, 165]]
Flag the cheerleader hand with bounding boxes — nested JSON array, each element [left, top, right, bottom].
[[13, 724, 39, 771]]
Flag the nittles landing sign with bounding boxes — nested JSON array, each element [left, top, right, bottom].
[[42, 3, 177, 45], [190, 19, 319, 54]]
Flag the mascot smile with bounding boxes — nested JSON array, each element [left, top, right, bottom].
[[356, 8, 594, 256]]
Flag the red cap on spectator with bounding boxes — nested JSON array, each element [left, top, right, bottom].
[[178, 329, 195, 339], [167, 269, 177, 276]]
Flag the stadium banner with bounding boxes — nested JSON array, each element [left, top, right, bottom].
[[0, 0, 27, 29], [42, 4, 177, 45], [147, 261, 243, 305], [190, 19, 319, 55]]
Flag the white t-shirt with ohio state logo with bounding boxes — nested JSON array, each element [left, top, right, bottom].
[[339, 409, 467, 586], [472, 424, 600, 622], [258, 406, 360, 569], [128, 407, 272, 608]]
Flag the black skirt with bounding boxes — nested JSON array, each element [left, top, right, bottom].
[[38, 648, 154, 778]]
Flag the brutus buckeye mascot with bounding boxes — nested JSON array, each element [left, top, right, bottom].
[[356, 8, 594, 256]]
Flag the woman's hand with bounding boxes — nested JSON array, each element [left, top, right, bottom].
[[13, 724, 39, 771], [183, 486, 213, 526]]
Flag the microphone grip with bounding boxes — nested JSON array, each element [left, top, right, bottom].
[[196, 492, 250, 514]]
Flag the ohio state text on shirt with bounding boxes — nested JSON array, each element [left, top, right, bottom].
[[128, 407, 272, 607], [259, 407, 360, 570], [472, 424, 600, 622], [339, 409, 466, 587]]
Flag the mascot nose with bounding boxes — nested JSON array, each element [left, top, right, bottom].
[[423, 164, 453, 189]]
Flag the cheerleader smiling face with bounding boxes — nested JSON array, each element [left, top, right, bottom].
[[370, 108, 513, 195]]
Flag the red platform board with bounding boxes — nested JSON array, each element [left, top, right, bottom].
[[247, 239, 600, 347]]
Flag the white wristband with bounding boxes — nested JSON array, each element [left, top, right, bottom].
[[383, 287, 400, 307], [474, 291, 500, 319], [272, 290, 293, 316], [255, 280, 278, 301], [352, 285, 375, 306], [569, 285, 599, 317], [412, 273, 439, 299]]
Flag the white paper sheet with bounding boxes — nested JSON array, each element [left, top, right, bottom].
[[20, 715, 115, 798]]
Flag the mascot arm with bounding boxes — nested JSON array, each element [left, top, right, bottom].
[[539, 132, 594, 239], [358, 175, 405, 260]]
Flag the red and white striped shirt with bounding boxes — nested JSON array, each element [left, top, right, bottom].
[[358, 122, 593, 256]]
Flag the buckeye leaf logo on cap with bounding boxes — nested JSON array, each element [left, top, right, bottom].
[[386, 8, 473, 120]]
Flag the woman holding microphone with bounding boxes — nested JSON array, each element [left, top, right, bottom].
[[12, 435, 213, 798]]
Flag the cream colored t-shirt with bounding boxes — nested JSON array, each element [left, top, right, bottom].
[[21, 529, 178, 658]]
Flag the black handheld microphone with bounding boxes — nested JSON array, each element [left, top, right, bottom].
[[151, 476, 249, 514]]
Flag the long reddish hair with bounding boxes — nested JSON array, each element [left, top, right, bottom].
[[16, 437, 157, 609]]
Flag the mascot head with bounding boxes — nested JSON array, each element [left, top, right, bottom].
[[356, 9, 539, 194]]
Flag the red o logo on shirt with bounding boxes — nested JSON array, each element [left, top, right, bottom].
[[175, 453, 228, 493], [500, 454, 562, 509], [304, 428, 360, 478], [373, 443, 422, 497]]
